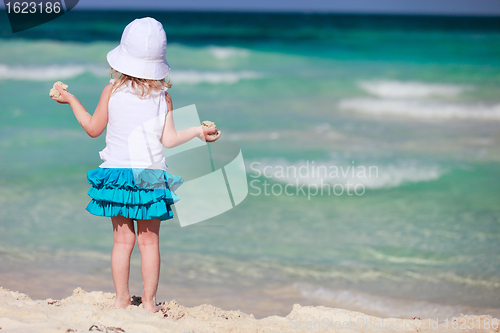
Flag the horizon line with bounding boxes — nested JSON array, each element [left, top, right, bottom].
[[1, 7, 499, 18]]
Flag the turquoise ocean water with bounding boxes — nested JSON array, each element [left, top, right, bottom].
[[0, 11, 499, 319]]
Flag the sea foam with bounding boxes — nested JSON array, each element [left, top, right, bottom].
[[0, 63, 262, 85], [0, 64, 90, 81], [208, 46, 250, 60], [293, 282, 471, 319], [340, 80, 500, 120], [339, 98, 500, 120], [170, 70, 262, 84], [358, 80, 472, 99]]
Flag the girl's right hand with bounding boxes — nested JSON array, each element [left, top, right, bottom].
[[51, 84, 74, 104]]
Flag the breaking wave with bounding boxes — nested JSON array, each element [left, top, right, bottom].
[[339, 98, 500, 120], [358, 80, 472, 99], [0, 63, 262, 85]]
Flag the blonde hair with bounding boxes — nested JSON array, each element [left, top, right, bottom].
[[110, 68, 172, 98]]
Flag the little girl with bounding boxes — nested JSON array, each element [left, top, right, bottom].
[[51, 17, 220, 312]]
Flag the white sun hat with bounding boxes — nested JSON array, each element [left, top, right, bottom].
[[107, 17, 170, 80]]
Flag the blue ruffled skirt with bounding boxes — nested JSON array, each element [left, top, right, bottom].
[[86, 168, 184, 221]]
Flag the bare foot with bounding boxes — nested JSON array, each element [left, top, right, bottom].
[[142, 297, 160, 312], [113, 296, 131, 309]]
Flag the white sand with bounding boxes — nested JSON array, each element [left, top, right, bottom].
[[0, 286, 497, 333]]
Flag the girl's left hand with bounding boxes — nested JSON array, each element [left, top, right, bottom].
[[201, 126, 221, 142], [50, 84, 74, 104]]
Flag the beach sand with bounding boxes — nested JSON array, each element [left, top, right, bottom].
[[0, 287, 497, 333]]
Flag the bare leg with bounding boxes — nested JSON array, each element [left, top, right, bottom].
[[136, 218, 161, 312], [111, 215, 136, 309]]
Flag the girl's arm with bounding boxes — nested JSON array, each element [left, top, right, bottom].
[[51, 84, 112, 138], [161, 92, 221, 148]]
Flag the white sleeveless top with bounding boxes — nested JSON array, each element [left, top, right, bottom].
[[98, 79, 168, 171]]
